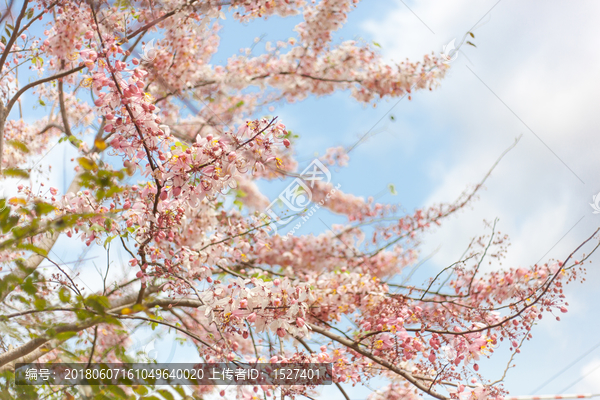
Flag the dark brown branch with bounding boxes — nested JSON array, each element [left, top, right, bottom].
[[0, 0, 28, 73], [5, 65, 85, 115], [57, 62, 73, 138], [86, 326, 98, 369], [16, 1, 58, 38]]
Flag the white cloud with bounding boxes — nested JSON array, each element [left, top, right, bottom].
[[576, 358, 600, 393], [361, 0, 600, 395], [362, 0, 600, 276]]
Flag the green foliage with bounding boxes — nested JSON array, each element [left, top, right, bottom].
[[79, 167, 126, 202], [2, 167, 29, 178], [157, 389, 175, 400], [0, 199, 20, 233], [34, 201, 56, 216], [84, 294, 111, 314], [77, 157, 98, 171], [0, 198, 98, 254], [388, 183, 397, 195], [58, 287, 71, 303], [6, 139, 29, 153]]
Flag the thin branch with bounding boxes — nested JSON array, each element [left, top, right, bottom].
[[366, 135, 523, 259], [5, 65, 85, 115], [307, 322, 448, 400], [86, 326, 98, 369], [295, 336, 350, 400], [15, 2, 58, 38], [0, 0, 28, 73]]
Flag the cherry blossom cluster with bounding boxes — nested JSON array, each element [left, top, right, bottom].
[[230, 0, 306, 21], [198, 276, 312, 339]]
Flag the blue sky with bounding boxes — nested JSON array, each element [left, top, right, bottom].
[[210, 0, 600, 397], [7, 0, 600, 398]]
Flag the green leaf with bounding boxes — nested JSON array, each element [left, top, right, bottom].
[[132, 303, 145, 313], [38, 99, 45, 106], [6, 140, 29, 153], [388, 183, 397, 196], [22, 279, 36, 295], [372, 41, 381, 48], [107, 385, 128, 397], [17, 243, 48, 256], [3, 168, 29, 178], [58, 287, 71, 303], [102, 315, 123, 327], [90, 223, 106, 233], [75, 310, 94, 320], [77, 157, 98, 171], [68, 136, 82, 148], [157, 389, 175, 400], [466, 41, 476, 47], [54, 331, 77, 341], [134, 386, 149, 395], [84, 295, 110, 313], [34, 297, 47, 310], [233, 199, 244, 211], [104, 235, 117, 249], [13, 294, 31, 306], [34, 201, 56, 216], [0, 204, 20, 234]]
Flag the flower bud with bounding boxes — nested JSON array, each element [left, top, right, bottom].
[[428, 352, 436, 363], [247, 312, 257, 323]]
